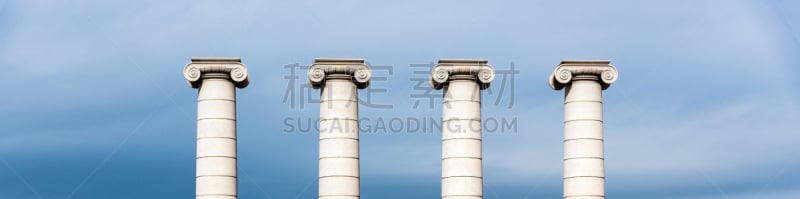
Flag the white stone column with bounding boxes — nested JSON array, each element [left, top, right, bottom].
[[549, 60, 618, 199], [430, 59, 495, 199], [184, 57, 249, 199], [308, 58, 371, 199]]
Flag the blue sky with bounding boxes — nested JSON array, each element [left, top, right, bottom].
[[1, 0, 799, 198]]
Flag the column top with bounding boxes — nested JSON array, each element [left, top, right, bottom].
[[549, 60, 618, 90], [429, 59, 495, 90], [183, 57, 250, 88], [308, 58, 372, 89]]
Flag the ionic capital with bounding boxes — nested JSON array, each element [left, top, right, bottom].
[[429, 59, 495, 90], [549, 60, 618, 90], [183, 57, 249, 88], [308, 58, 371, 89]]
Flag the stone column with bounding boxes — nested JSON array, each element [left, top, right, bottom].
[[184, 57, 249, 199], [308, 58, 371, 199], [549, 60, 618, 199], [430, 59, 495, 199]]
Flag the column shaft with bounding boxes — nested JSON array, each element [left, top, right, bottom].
[[563, 76, 604, 199], [196, 75, 238, 199], [442, 79, 483, 199], [319, 78, 360, 199]]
